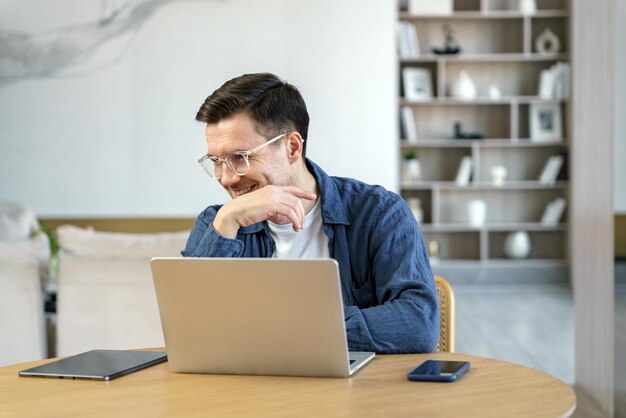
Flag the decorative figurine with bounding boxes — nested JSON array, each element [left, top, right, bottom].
[[431, 25, 461, 55], [453, 122, 484, 140], [535, 28, 561, 54], [451, 70, 478, 100]]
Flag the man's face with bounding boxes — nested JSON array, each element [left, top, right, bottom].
[[205, 113, 293, 198]]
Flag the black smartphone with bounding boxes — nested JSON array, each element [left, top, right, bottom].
[[407, 360, 470, 382]]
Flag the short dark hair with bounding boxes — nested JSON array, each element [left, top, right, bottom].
[[196, 73, 310, 154]]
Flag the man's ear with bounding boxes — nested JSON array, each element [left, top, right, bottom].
[[285, 132, 304, 162]]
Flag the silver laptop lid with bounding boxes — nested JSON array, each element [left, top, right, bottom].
[[151, 258, 359, 377]]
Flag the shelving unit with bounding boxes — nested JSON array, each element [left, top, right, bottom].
[[398, 0, 570, 282]]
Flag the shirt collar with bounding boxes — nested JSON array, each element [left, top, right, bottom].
[[305, 158, 349, 225]]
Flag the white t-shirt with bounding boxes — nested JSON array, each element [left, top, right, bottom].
[[267, 198, 330, 259]]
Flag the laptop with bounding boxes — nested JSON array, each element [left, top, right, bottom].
[[150, 257, 375, 377]]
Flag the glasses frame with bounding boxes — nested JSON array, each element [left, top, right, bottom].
[[197, 132, 288, 179]]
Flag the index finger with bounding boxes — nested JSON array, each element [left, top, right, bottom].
[[277, 186, 317, 201]]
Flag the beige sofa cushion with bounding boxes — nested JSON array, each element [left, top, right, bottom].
[[57, 225, 189, 258], [0, 233, 49, 260], [0, 202, 38, 241]]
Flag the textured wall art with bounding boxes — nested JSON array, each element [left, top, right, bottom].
[[0, 0, 213, 86]]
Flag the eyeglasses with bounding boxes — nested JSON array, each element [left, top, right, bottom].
[[197, 132, 287, 179]]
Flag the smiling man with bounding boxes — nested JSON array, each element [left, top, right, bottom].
[[182, 73, 438, 354]]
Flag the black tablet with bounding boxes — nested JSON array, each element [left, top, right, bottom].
[[19, 350, 167, 381]]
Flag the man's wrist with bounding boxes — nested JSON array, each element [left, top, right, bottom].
[[212, 212, 239, 239]]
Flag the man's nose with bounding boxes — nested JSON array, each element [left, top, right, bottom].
[[219, 163, 241, 187]]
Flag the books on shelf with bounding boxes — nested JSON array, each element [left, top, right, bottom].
[[541, 197, 567, 226], [455, 156, 472, 186], [397, 22, 420, 59], [538, 62, 570, 100], [538, 155, 564, 185], [400, 106, 418, 142]]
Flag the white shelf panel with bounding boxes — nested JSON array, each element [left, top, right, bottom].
[[400, 97, 567, 106], [400, 53, 569, 63], [420, 223, 568, 232], [399, 11, 569, 20], [484, 259, 569, 267], [429, 259, 568, 267], [400, 139, 569, 148], [402, 181, 568, 190]]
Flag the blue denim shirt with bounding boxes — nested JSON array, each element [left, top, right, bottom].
[[182, 159, 439, 354]]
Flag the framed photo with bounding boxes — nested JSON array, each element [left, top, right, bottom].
[[530, 103, 562, 142], [402, 68, 433, 101]]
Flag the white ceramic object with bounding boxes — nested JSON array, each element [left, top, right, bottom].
[[407, 198, 423, 223], [467, 199, 487, 227], [504, 230, 532, 259], [488, 84, 502, 100], [518, 0, 537, 14], [451, 71, 477, 100], [403, 159, 421, 183], [535, 28, 561, 54], [408, 0, 452, 15], [490, 166, 508, 186]]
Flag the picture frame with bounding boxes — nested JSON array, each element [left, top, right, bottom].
[[530, 103, 562, 142], [402, 68, 433, 101]]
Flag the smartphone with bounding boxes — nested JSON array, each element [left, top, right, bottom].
[[407, 360, 470, 382]]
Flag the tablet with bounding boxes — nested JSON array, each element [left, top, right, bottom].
[[19, 350, 167, 381]]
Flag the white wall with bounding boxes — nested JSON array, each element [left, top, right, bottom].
[[0, 0, 396, 217], [615, 0, 626, 213]]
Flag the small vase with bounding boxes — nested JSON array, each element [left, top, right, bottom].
[[535, 28, 561, 54], [467, 199, 487, 227], [403, 159, 421, 183], [487, 84, 502, 100], [518, 0, 536, 14], [407, 198, 423, 223], [451, 71, 477, 100], [504, 231, 532, 259]]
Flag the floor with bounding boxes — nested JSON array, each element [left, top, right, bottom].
[[454, 282, 626, 417]]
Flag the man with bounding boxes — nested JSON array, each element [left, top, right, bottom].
[[182, 72, 438, 354]]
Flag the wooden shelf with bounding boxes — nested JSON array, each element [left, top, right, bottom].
[[399, 11, 569, 20], [420, 223, 567, 232], [400, 53, 569, 63], [429, 259, 568, 267], [400, 96, 567, 106], [401, 139, 569, 148], [402, 181, 568, 190]]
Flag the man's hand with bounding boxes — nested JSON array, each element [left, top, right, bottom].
[[212, 186, 317, 239]]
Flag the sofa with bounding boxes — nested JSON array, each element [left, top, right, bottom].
[[0, 203, 49, 366], [56, 225, 189, 356]]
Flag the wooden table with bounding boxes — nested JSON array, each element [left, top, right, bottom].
[[0, 352, 575, 417]]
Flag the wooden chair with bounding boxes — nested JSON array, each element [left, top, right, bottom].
[[434, 275, 455, 353]]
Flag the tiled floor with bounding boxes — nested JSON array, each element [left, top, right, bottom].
[[454, 282, 625, 417]]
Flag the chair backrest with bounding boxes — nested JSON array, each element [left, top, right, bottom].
[[434, 275, 455, 353]]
